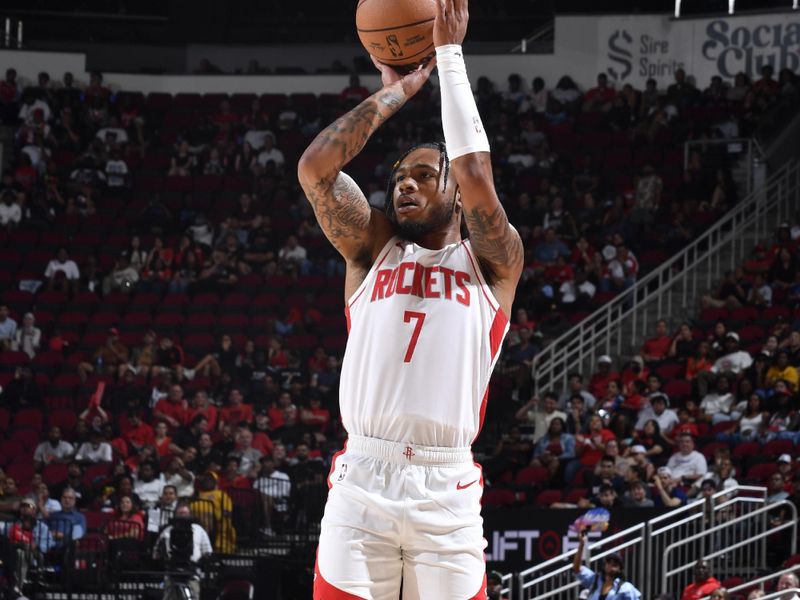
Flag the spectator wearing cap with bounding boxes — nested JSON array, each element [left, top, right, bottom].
[[681, 560, 721, 600], [635, 394, 679, 436], [641, 320, 672, 363], [710, 332, 753, 375], [573, 530, 642, 600], [628, 445, 655, 481], [653, 466, 688, 507], [666, 433, 707, 485], [590, 355, 618, 399], [77, 328, 129, 382], [8, 497, 56, 591], [777, 454, 795, 490], [766, 351, 799, 393]]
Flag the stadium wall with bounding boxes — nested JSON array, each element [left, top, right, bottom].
[[4, 10, 798, 94]]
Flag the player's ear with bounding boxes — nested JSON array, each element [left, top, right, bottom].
[[453, 185, 462, 212]]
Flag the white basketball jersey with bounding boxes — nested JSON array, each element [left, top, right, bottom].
[[339, 236, 509, 448]]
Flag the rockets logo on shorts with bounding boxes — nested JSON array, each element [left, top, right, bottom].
[[340, 236, 509, 448]]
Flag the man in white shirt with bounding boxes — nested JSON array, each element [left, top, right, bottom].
[[635, 393, 679, 434], [253, 455, 291, 535], [18, 95, 52, 125], [0, 192, 22, 227], [278, 235, 310, 275], [256, 134, 285, 169], [44, 247, 81, 294], [699, 375, 736, 425], [515, 392, 567, 444], [666, 433, 708, 484], [95, 116, 129, 148], [133, 461, 166, 509], [105, 151, 129, 188], [243, 124, 274, 151], [153, 503, 213, 599], [776, 572, 800, 600], [711, 332, 753, 375], [75, 431, 113, 464], [33, 426, 74, 470]]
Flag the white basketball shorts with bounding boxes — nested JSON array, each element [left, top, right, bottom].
[[313, 434, 488, 600]]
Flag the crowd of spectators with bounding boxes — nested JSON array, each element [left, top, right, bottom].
[[0, 59, 799, 596]]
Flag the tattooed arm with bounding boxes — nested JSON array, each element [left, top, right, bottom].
[[297, 60, 436, 268], [453, 152, 524, 316]]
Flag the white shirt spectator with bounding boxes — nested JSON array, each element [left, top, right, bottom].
[[13, 324, 41, 358], [747, 282, 772, 307], [711, 351, 753, 374], [560, 279, 596, 304], [96, 127, 129, 145], [154, 520, 213, 564], [75, 441, 113, 463], [34, 440, 74, 466], [165, 472, 195, 499], [45, 258, 80, 280], [635, 406, 680, 433], [0, 200, 22, 226], [257, 146, 286, 168], [666, 450, 708, 481], [19, 99, 52, 124], [253, 471, 291, 512], [243, 129, 273, 151], [21, 144, 48, 170], [279, 244, 307, 264], [134, 474, 166, 508], [699, 392, 735, 417], [105, 159, 129, 188]]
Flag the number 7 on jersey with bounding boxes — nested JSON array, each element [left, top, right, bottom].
[[402, 311, 426, 363]]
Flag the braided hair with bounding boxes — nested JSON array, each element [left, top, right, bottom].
[[384, 141, 450, 221]]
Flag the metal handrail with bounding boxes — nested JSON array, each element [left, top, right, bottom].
[[700, 564, 800, 598], [530, 158, 800, 395], [514, 485, 777, 600], [661, 500, 798, 590]]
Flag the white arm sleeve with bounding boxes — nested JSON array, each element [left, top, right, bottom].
[[435, 44, 490, 160]]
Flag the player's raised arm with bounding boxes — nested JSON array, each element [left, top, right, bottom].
[[433, 0, 523, 300], [297, 60, 436, 264]]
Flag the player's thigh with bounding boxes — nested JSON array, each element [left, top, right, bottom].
[[315, 520, 402, 600], [315, 483, 403, 600], [401, 541, 487, 600]]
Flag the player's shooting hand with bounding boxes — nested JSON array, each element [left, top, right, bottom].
[[371, 56, 436, 99], [433, 0, 469, 47]]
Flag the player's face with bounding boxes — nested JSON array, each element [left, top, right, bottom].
[[391, 147, 458, 241]]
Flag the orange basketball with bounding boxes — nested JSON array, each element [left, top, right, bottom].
[[356, 0, 437, 71]]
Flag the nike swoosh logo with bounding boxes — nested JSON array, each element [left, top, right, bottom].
[[457, 480, 478, 490]]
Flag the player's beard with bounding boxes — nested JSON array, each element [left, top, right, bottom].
[[394, 197, 457, 243]]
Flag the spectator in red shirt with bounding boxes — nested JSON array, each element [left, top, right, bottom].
[[300, 395, 331, 438], [621, 356, 649, 396], [566, 413, 617, 483], [681, 560, 721, 600], [641, 319, 672, 362], [589, 355, 618, 399], [218, 456, 251, 491], [0, 68, 20, 124], [188, 390, 218, 432], [583, 73, 616, 112], [340, 74, 370, 106], [219, 387, 254, 429], [121, 411, 154, 453], [153, 421, 174, 457], [153, 384, 190, 430]]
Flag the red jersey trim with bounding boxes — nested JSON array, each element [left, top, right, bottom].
[[346, 237, 397, 309], [469, 573, 489, 600], [344, 305, 351, 335], [313, 549, 368, 599], [326, 440, 348, 489], [461, 240, 501, 313]]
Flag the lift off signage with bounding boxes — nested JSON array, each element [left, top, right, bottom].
[[596, 12, 800, 87]]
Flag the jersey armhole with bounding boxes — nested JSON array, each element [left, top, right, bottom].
[[345, 235, 399, 308], [462, 240, 506, 318]]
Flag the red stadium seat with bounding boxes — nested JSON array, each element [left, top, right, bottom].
[[701, 442, 730, 461], [535, 489, 563, 507], [481, 489, 517, 507], [745, 462, 777, 482], [732, 442, 761, 460], [10, 428, 41, 450], [663, 379, 691, 401], [42, 463, 69, 486], [0, 407, 9, 432], [48, 408, 78, 433], [514, 467, 550, 487], [13, 408, 44, 431], [761, 439, 794, 457], [655, 362, 683, 381], [6, 463, 35, 485], [564, 488, 589, 504]]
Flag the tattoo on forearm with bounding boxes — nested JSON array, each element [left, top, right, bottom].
[[299, 87, 405, 253], [465, 205, 525, 269]]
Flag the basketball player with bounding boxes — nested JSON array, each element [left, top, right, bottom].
[[298, 1, 523, 598]]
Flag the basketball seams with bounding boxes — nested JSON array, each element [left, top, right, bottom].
[[356, 17, 435, 33]]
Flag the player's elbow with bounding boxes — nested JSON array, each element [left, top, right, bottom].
[[450, 152, 492, 183]]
